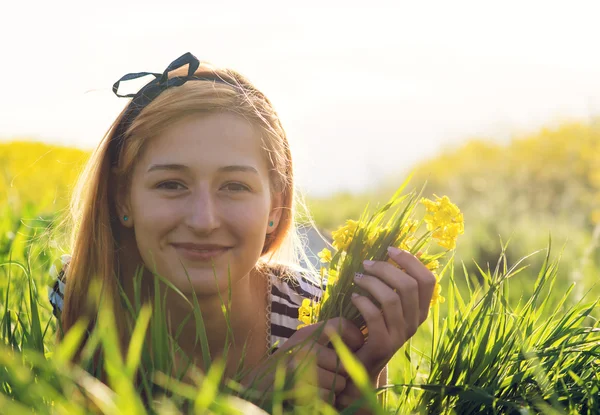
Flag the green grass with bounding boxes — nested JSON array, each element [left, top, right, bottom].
[[2, 123, 600, 413], [1, 205, 599, 414]]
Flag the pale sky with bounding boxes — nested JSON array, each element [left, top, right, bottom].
[[2, 0, 600, 195]]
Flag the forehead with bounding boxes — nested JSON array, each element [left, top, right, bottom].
[[139, 112, 267, 171]]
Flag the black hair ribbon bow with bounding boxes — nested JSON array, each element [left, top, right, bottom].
[[109, 52, 227, 164]]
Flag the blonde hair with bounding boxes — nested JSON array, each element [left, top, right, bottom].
[[60, 60, 317, 344]]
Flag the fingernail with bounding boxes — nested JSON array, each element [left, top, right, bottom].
[[363, 260, 375, 267], [351, 292, 359, 298], [354, 272, 364, 280], [387, 246, 402, 255]]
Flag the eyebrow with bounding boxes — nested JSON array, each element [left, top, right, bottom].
[[146, 163, 259, 174]]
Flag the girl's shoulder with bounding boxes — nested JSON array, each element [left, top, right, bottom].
[[47, 256, 326, 324], [267, 262, 325, 304], [266, 262, 326, 350], [48, 254, 72, 318]]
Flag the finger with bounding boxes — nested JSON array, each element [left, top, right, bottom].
[[384, 248, 437, 324], [291, 374, 336, 406], [318, 388, 336, 405], [290, 345, 350, 379], [351, 293, 396, 368], [291, 385, 333, 407], [337, 392, 352, 409], [315, 345, 350, 377], [337, 390, 364, 410], [290, 355, 348, 394], [291, 317, 364, 352], [314, 368, 347, 394], [354, 272, 419, 342], [336, 381, 368, 410], [312, 317, 365, 351]]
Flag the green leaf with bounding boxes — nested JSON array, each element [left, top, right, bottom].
[[125, 303, 152, 381]]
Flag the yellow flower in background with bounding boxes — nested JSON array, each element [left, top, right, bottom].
[[421, 195, 464, 250], [331, 219, 360, 251], [592, 209, 600, 225], [318, 248, 332, 263], [0, 142, 90, 214]]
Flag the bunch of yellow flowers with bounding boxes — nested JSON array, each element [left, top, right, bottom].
[[422, 195, 464, 250], [298, 185, 464, 331]]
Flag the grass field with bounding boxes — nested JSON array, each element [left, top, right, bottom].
[[1, 121, 599, 414]]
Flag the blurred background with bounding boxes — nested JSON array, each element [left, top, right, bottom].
[[2, 0, 600, 305]]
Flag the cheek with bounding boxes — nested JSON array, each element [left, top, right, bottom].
[[130, 190, 180, 240], [224, 199, 270, 237]]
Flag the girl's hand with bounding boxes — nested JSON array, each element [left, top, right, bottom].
[[242, 317, 364, 406], [337, 246, 436, 410]]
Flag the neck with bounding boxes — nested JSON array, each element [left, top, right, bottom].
[[120, 262, 268, 373], [117, 232, 270, 377], [167, 267, 268, 359]]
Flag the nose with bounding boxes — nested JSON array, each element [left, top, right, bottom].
[[185, 187, 220, 233]]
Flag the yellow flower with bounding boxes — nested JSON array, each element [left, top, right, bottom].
[[397, 239, 412, 252], [402, 219, 419, 235], [430, 282, 445, 307], [367, 226, 390, 246], [298, 298, 312, 318], [421, 195, 464, 250], [392, 220, 418, 250], [319, 266, 327, 283], [425, 259, 440, 271], [429, 272, 445, 306], [318, 248, 332, 263], [321, 290, 330, 307], [326, 268, 339, 285], [331, 220, 360, 251], [297, 298, 321, 329], [297, 315, 312, 329]]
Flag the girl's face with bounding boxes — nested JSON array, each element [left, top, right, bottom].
[[119, 112, 281, 295]]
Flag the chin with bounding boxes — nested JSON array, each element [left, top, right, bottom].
[[171, 268, 233, 295]]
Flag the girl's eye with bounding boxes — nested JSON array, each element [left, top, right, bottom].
[[157, 181, 186, 191], [223, 182, 251, 192]]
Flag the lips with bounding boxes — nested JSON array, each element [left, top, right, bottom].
[[172, 243, 230, 250], [171, 243, 231, 262]]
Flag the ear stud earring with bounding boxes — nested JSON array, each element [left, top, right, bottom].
[[123, 215, 129, 221], [269, 221, 274, 226]]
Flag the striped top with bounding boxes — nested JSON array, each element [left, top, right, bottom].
[[266, 264, 325, 351], [48, 256, 325, 352]]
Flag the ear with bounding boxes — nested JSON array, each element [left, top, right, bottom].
[[113, 168, 134, 228], [267, 191, 284, 235]]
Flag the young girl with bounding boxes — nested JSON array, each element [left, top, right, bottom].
[[49, 52, 437, 412]]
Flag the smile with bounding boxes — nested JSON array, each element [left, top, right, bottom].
[[172, 246, 230, 262]]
